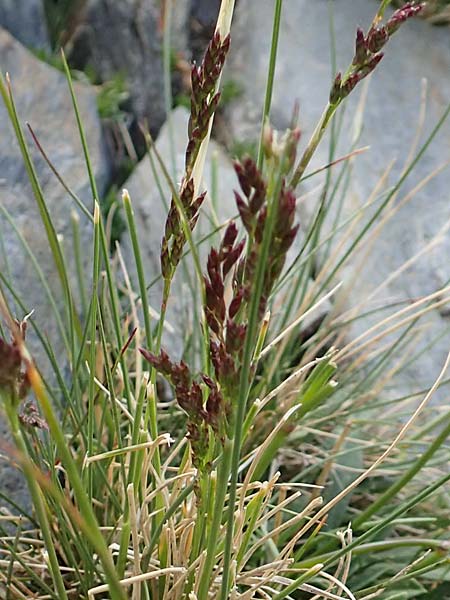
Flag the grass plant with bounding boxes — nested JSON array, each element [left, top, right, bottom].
[[1, 1, 449, 598]]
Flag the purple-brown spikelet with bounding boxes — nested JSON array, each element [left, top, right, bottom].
[[140, 346, 222, 468], [201, 224, 252, 404], [202, 374, 227, 434], [0, 337, 22, 392], [228, 140, 300, 321], [234, 157, 267, 227], [143, 123, 302, 467], [19, 401, 49, 431], [187, 32, 230, 171], [160, 32, 231, 283], [366, 27, 389, 53], [0, 320, 30, 403], [354, 28, 369, 64], [161, 179, 207, 280], [203, 222, 246, 352], [202, 130, 301, 399], [386, 2, 425, 34], [330, 2, 424, 104]]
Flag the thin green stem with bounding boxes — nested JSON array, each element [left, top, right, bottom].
[[358, 553, 448, 597], [219, 161, 286, 600], [256, 0, 283, 170], [272, 565, 323, 600], [354, 409, 450, 529], [61, 51, 134, 414], [185, 472, 209, 595], [26, 122, 93, 222], [162, 0, 177, 179], [123, 190, 160, 453], [313, 538, 449, 564], [0, 72, 78, 375], [71, 210, 88, 316], [295, 470, 450, 572], [27, 366, 126, 600], [122, 191, 153, 351], [313, 100, 450, 301], [0, 202, 71, 355], [3, 399, 68, 600], [142, 481, 195, 571], [290, 102, 338, 188], [86, 203, 101, 500], [376, 0, 393, 22], [197, 439, 233, 600]]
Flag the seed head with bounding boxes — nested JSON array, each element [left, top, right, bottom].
[[0, 321, 30, 403], [331, 3, 422, 104], [386, 3, 425, 35]]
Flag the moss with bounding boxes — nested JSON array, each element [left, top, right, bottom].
[[229, 139, 258, 162], [43, 0, 86, 49], [96, 74, 129, 121], [219, 79, 242, 107], [31, 48, 67, 73]]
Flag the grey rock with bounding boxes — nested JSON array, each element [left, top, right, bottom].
[[68, 0, 166, 149], [0, 28, 110, 508], [225, 1, 450, 400], [190, 0, 222, 61], [191, 0, 222, 30], [119, 106, 238, 359], [0, 0, 49, 49], [171, 0, 191, 57]]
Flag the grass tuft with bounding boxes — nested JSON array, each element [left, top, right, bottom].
[[1, 1, 449, 598]]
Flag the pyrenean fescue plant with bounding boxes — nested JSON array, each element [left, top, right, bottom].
[[1, 1, 450, 599]]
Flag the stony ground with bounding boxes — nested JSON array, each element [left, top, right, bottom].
[[0, 0, 449, 506]]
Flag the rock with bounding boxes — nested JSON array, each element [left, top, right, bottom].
[[224, 1, 450, 401], [68, 0, 166, 152], [191, 0, 222, 30], [119, 106, 238, 359], [0, 0, 49, 49], [190, 0, 222, 60], [171, 0, 192, 57], [0, 28, 110, 508]]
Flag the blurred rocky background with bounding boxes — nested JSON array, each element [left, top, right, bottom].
[[0, 0, 449, 506]]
